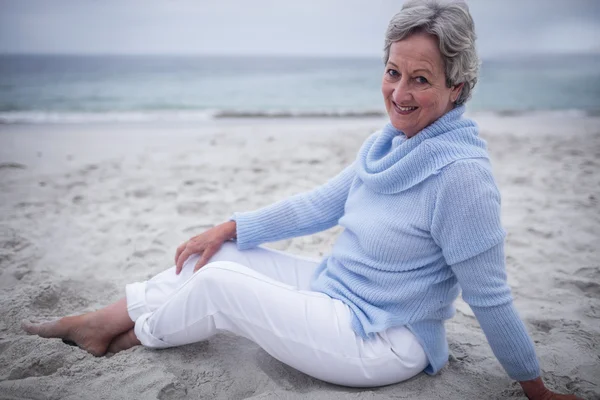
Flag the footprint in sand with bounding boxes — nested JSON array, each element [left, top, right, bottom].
[[527, 319, 559, 334], [157, 382, 188, 400], [0, 230, 40, 288], [0, 162, 26, 170], [585, 304, 600, 319], [0, 227, 32, 253], [13, 263, 32, 280], [511, 176, 532, 185], [128, 187, 153, 199], [448, 341, 471, 362], [32, 283, 61, 309], [131, 248, 165, 259], [80, 164, 99, 175], [15, 201, 45, 211], [555, 266, 600, 299], [176, 201, 209, 216], [7, 350, 68, 380], [526, 226, 554, 239], [65, 181, 87, 190]]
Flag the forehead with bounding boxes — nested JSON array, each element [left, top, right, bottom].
[[388, 32, 444, 73]]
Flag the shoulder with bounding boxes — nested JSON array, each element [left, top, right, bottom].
[[430, 159, 506, 264], [431, 158, 502, 211], [436, 158, 498, 192]]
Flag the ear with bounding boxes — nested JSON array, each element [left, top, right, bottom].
[[450, 82, 465, 103]]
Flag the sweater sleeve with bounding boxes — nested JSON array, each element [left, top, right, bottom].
[[430, 160, 506, 265], [451, 244, 540, 381], [231, 162, 356, 250], [431, 160, 540, 380]]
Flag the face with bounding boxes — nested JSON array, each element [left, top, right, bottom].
[[382, 32, 464, 138]]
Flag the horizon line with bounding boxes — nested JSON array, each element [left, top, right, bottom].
[[1, 50, 599, 59]]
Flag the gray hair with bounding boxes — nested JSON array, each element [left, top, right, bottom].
[[383, 0, 479, 105]]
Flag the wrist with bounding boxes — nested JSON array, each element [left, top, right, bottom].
[[219, 220, 237, 241], [519, 377, 549, 399]]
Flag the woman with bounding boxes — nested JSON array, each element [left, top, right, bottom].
[[23, 1, 580, 399]]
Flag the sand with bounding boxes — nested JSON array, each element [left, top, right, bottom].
[[0, 114, 599, 400]]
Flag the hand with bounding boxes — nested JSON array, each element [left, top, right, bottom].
[[174, 221, 237, 274], [520, 377, 583, 400]]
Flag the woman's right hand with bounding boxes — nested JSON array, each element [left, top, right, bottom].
[[174, 220, 237, 274]]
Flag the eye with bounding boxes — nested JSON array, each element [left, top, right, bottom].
[[386, 69, 400, 78], [415, 76, 429, 84]]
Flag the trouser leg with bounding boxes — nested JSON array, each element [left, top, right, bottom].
[[132, 260, 427, 387], [125, 242, 319, 321]]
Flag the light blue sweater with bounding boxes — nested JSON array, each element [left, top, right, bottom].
[[232, 106, 540, 381]]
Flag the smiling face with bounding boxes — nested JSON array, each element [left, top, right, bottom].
[[382, 32, 464, 138]]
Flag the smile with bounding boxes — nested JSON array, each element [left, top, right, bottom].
[[393, 102, 418, 115]]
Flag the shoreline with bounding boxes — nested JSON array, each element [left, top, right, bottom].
[[1, 107, 600, 126]]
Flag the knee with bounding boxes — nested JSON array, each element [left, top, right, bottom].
[[206, 241, 241, 263], [191, 260, 243, 286]]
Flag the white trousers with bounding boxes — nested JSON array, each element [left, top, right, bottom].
[[125, 242, 427, 387]]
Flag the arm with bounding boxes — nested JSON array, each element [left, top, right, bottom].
[[450, 244, 540, 381], [231, 162, 356, 250], [431, 160, 580, 399], [453, 244, 582, 399]]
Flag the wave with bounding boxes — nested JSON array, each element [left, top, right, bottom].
[[214, 109, 386, 119], [1, 108, 597, 125], [0, 109, 387, 124], [0, 110, 217, 124], [466, 108, 600, 120]]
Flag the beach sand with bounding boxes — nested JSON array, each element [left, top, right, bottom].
[[0, 114, 599, 399]]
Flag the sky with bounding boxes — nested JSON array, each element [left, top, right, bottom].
[[0, 0, 598, 58]]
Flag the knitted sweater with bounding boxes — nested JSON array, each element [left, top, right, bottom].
[[231, 106, 540, 381]]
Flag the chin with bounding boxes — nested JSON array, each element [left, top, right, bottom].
[[390, 118, 417, 137], [386, 110, 420, 137]]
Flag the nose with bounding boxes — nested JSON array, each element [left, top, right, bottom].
[[391, 78, 412, 104]]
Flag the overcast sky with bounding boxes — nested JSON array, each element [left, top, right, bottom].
[[0, 0, 598, 58]]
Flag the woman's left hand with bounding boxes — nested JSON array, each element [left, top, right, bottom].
[[527, 393, 582, 400], [531, 393, 582, 400], [520, 377, 583, 400]]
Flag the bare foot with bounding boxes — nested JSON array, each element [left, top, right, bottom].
[[107, 329, 141, 354], [22, 313, 119, 357]]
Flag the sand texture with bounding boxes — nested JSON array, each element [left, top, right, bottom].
[[0, 115, 599, 399]]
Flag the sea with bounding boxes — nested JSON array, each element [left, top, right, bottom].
[[0, 53, 599, 124]]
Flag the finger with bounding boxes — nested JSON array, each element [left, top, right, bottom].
[[174, 242, 187, 265], [194, 246, 217, 272], [176, 248, 193, 275]]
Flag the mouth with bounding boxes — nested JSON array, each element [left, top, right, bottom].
[[392, 101, 418, 115]]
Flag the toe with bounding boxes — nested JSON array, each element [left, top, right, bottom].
[[21, 320, 40, 334]]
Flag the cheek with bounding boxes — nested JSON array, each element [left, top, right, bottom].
[[381, 80, 393, 98], [413, 91, 441, 110]]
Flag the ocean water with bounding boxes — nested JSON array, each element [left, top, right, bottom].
[[0, 54, 599, 123]]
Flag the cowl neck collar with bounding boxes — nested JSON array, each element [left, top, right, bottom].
[[355, 105, 489, 194]]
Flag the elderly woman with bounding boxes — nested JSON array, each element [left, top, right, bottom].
[[23, 1, 579, 399]]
